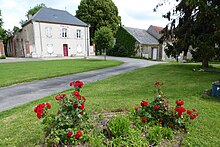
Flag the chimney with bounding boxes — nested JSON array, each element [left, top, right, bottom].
[[27, 14, 32, 20]]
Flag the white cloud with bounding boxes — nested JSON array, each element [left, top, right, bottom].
[[113, 0, 175, 29], [0, 0, 176, 30]]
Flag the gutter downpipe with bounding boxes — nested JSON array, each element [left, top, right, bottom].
[[38, 22, 43, 57]]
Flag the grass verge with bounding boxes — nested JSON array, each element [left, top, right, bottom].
[[0, 59, 123, 87], [0, 63, 220, 146]]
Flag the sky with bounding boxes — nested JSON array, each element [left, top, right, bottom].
[[0, 0, 176, 31]]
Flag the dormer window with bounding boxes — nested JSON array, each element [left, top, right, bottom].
[[76, 29, 81, 38], [61, 28, 68, 38]]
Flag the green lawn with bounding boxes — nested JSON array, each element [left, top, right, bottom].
[[0, 59, 123, 87], [0, 64, 220, 146]]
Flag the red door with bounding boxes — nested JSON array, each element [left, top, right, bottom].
[[63, 44, 68, 56]]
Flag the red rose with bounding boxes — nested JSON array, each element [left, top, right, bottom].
[[187, 110, 192, 115], [169, 124, 174, 129], [74, 91, 80, 97], [80, 112, 84, 115], [46, 102, 51, 109], [180, 107, 186, 112], [142, 118, 147, 123], [192, 108, 196, 112], [36, 108, 44, 115], [37, 113, 42, 119], [190, 113, 199, 120], [73, 103, 78, 108], [75, 130, 82, 139], [40, 103, 45, 108], [190, 115, 196, 120], [154, 105, 160, 110], [158, 117, 163, 122], [175, 107, 186, 116], [178, 112, 183, 116], [134, 106, 139, 111], [175, 100, 184, 106], [72, 80, 84, 88], [73, 91, 81, 100], [141, 100, 148, 107], [70, 81, 74, 86], [79, 103, 85, 110], [55, 94, 66, 101], [155, 81, 160, 85], [34, 107, 38, 113], [67, 131, 73, 137]]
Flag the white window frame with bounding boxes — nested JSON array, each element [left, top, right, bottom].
[[76, 29, 81, 39], [61, 28, 68, 38]]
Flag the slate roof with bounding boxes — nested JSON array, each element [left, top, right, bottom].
[[124, 27, 159, 45], [24, 7, 88, 27], [147, 25, 163, 40]]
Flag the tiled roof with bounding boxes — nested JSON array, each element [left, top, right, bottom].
[[124, 27, 159, 45], [25, 7, 88, 26]]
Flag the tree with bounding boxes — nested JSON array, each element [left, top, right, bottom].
[[26, 3, 46, 17], [0, 10, 9, 55], [156, 0, 220, 67], [76, 0, 121, 43], [20, 3, 46, 26], [94, 26, 114, 55]]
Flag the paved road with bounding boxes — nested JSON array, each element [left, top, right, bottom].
[[0, 56, 162, 112]]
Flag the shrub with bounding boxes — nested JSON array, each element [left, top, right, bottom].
[[0, 55, 6, 59], [108, 43, 129, 57], [33, 80, 88, 146], [94, 26, 114, 55], [132, 81, 199, 131]]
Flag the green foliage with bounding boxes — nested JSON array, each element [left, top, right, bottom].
[[147, 126, 173, 144], [0, 10, 9, 54], [107, 115, 130, 137], [148, 126, 163, 144], [75, 0, 121, 42], [111, 26, 136, 57], [0, 55, 6, 59], [0, 28, 7, 41], [158, 0, 220, 67], [107, 43, 128, 57], [132, 82, 199, 131], [105, 124, 149, 146], [12, 26, 20, 35], [87, 133, 105, 147], [35, 81, 88, 145], [94, 26, 114, 55], [0, 10, 3, 27], [26, 3, 45, 17]]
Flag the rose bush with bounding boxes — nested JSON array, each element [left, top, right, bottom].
[[34, 80, 88, 146], [133, 81, 199, 131]]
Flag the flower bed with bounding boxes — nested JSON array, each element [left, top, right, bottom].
[[34, 81, 198, 146]]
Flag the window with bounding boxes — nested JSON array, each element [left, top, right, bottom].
[[45, 27, 52, 38], [76, 29, 81, 38], [61, 28, 68, 38]]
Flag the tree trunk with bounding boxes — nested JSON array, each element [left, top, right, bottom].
[[202, 58, 209, 68]]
